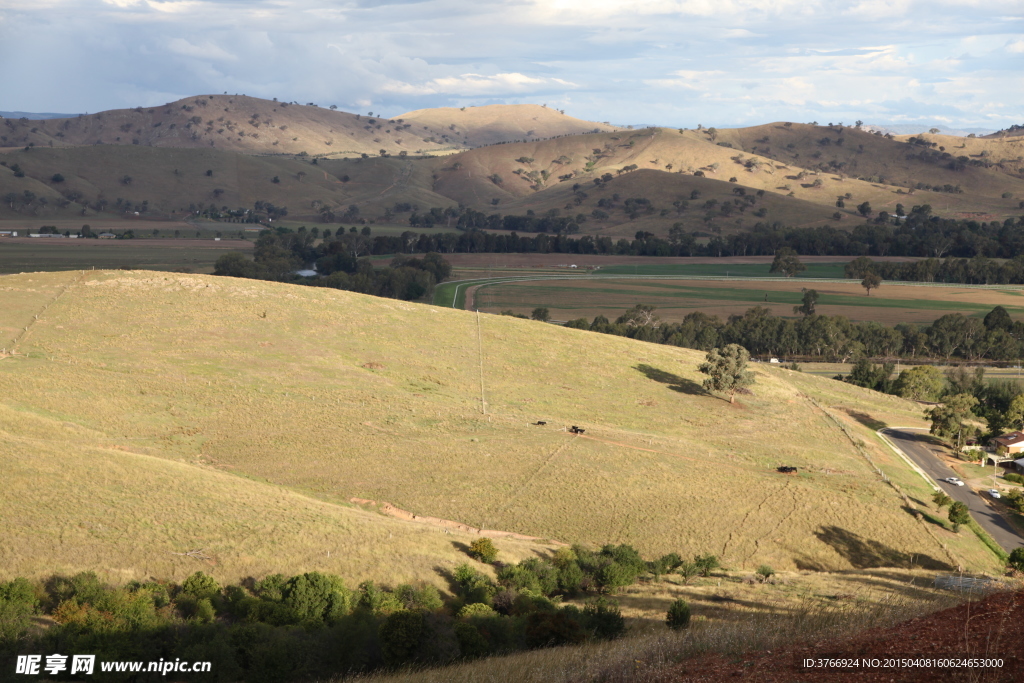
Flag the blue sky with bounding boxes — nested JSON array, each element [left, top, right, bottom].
[[1, 0, 1021, 129]]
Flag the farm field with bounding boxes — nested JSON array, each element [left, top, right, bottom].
[[0, 270, 1000, 589], [0, 236, 252, 274], [472, 277, 1024, 324]]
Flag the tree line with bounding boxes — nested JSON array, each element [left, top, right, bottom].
[[0, 544, 717, 682], [555, 303, 1024, 363], [213, 227, 453, 302]]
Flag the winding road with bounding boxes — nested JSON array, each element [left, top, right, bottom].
[[882, 427, 1023, 552]]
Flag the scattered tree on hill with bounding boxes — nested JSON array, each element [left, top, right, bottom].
[[769, 248, 805, 278], [531, 307, 551, 322], [857, 201, 872, 216], [793, 288, 818, 316], [861, 271, 882, 296], [50, 173, 64, 183], [927, 393, 978, 453], [932, 490, 953, 509], [698, 344, 754, 403], [947, 501, 970, 532], [694, 553, 720, 577], [468, 538, 498, 564]]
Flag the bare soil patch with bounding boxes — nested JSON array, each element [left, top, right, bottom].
[[659, 589, 1024, 682]]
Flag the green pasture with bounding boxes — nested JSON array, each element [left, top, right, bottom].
[[597, 262, 848, 278], [0, 239, 251, 275]]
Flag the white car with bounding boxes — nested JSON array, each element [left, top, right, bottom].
[[943, 477, 965, 486], [986, 489, 1001, 499]]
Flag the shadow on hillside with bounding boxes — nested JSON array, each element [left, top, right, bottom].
[[841, 409, 887, 432], [634, 364, 704, 396], [796, 526, 952, 571]]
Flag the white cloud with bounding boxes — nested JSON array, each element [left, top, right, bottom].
[[382, 72, 576, 96], [167, 38, 238, 61], [1008, 39, 1024, 54]]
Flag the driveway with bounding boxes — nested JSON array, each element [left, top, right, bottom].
[[882, 428, 1024, 553]]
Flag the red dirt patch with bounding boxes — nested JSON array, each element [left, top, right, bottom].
[[659, 589, 1024, 682]]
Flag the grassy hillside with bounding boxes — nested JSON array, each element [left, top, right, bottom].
[[0, 271, 999, 587], [0, 96, 615, 159], [397, 104, 615, 147]]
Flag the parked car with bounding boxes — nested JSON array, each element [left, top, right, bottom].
[[986, 489, 1001, 499]]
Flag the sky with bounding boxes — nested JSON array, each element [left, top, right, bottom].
[[1, 0, 1022, 130]]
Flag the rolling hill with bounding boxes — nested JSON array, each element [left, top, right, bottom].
[[0, 270, 999, 586], [0, 96, 615, 158], [3, 98, 1023, 239]]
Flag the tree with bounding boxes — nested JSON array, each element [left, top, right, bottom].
[[1008, 547, 1024, 573], [666, 598, 691, 630], [927, 393, 979, 452], [793, 289, 818, 316], [929, 128, 940, 134], [984, 306, 1013, 332], [693, 553, 720, 577], [1005, 394, 1024, 431], [531, 307, 550, 322], [699, 344, 754, 403], [861, 271, 882, 296], [857, 201, 872, 216], [468, 538, 498, 564], [379, 610, 426, 666], [932, 490, 953, 508], [50, 173, 64, 183], [769, 248, 806, 278], [947, 501, 970, 532], [675, 561, 699, 585], [893, 365, 945, 401]]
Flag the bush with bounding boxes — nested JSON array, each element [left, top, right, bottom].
[[666, 598, 691, 630], [469, 537, 498, 564], [51, 173, 65, 183], [948, 501, 971, 532], [193, 598, 216, 623], [694, 553, 720, 577], [583, 598, 625, 640], [1004, 473, 1024, 485], [181, 571, 220, 601], [453, 621, 490, 659], [932, 491, 954, 508], [1008, 547, 1024, 573], [525, 611, 586, 648], [557, 562, 584, 594], [379, 610, 426, 666], [456, 603, 497, 619], [755, 565, 775, 583], [676, 561, 700, 584]]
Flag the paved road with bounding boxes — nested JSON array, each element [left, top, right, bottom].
[[883, 428, 1023, 552]]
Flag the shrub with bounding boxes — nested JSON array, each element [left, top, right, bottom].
[[582, 598, 625, 640], [676, 561, 700, 585], [193, 598, 216, 623], [557, 562, 584, 594], [453, 621, 490, 659], [379, 610, 426, 666], [594, 562, 632, 593], [497, 565, 541, 594], [456, 603, 497, 619], [694, 553, 721, 577], [1008, 547, 1024, 573], [525, 611, 586, 648], [932, 491, 953, 508], [469, 537, 498, 564], [181, 571, 220, 601], [51, 173, 65, 183], [666, 598, 691, 630], [283, 572, 350, 623], [357, 581, 402, 615], [948, 501, 971, 532], [1004, 473, 1024, 485], [755, 565, 775, 583]]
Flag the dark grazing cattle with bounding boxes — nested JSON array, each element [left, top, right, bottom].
[[534, 421, 547, 426], [777, 466, 797, 473], [570, 426, 585, 434]]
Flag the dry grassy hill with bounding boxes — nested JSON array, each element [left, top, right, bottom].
[[0, 271, 999, 587], [398, 104, 615, 147], [0, 95, 458, 157]]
